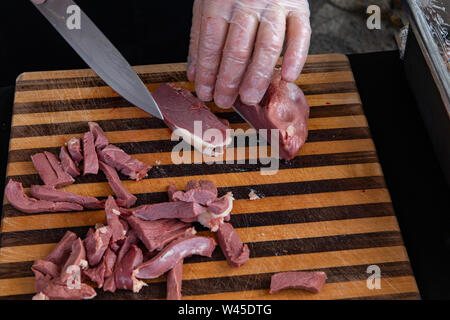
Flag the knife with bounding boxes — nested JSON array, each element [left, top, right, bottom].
[[30, 0, 164, 120]]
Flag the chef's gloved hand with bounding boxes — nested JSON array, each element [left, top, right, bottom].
[[187, 0, 311, 109]]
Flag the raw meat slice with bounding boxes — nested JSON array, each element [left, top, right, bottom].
[[5, 179, 83, 214], [59, 146, 80, 177], [152, 83, 232, 156], [44, 151, 75, 187], [233, 69, 310, 160], [105, 196, 127, 244], [197, 192, 234, 232], [83, 248, 116, 288], [83, 131, 99, 175], [31, 152, 74, 187], [269, 271, 327, 294], [216, 222, 249, 268], [60, 238, 87, 283], [83, 261, 106, 288], [114, 244, 147, 293], [103, 275, 116, 293], [99, 161, 137, 208], [45, 231, 78, 266], [31, 260, 60, 279], [206, 192, 233, 215], [166, 259, 183, 300], [30, 185, 104, 209], [67, 137, 83, 164], [103, 248, 117, 278], [116, 231, 138, 262], [103, 230, 138, 292], [131, 201, 206, 221], [134, 236, 216, 279], [88, 121, 109, 149], [126, 216, 192, 251], [172, 180, 218, 205], [97, 144, 151, 181], [39, 282, 96, 300], [30, 153, 58, 186], [84, 226, 112, 267]]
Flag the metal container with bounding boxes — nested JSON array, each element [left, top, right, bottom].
[[404, 0, 450, 186]]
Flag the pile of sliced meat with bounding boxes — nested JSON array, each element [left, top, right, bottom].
[[30, 178, 249, 300], [6, 121, 150, 214]]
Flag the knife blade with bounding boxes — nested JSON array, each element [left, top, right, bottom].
[[30, 0, 164, 120]]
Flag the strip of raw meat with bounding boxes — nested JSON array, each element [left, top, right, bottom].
[[233, 69, 310, 160], [127, 216, 193, 251], [30, 185, 104, 209], [31, 153, 58, 186], [103, 242, 124, 293], [60, 238, 87, 283], [166, 259, 183, 300], [31, 260, 60, 279], [34, 270, 53, 293], [99, 161, 137, 208], [88, 121, 109, 149], [152, 83, 232, 156], [84, 226, 112, 267], [38, 281, 96, 300], [206, 192, 233, 215], [269, 271, 327, 294], [131, 201, 206, 221], [83, 248, 116, 288], [114, 244, 147, 293], [44, 151, 75, 187], [197, 192, 234, 232], [83, 131, 99, 175], [216, 222, 249, 268], [31, 152, 74, 187], [105, 196, 127, 244], [59, 146, 80, 177], [97, 144, 151, 181], [5, 179, 83, 214], [45, 231, 78, 266], [67, 137, 83, 164], [133, 236, 216, 279], [103, 248, 117, 278], [172, 180, 218, 205]]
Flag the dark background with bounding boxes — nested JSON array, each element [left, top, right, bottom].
[[0, 0, 449, 299]]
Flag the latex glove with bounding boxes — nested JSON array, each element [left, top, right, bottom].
[[187, 0, 311, 108]]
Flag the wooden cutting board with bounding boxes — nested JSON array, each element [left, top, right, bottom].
[[0, 54, 420, 300]]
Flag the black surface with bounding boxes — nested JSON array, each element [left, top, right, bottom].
[[403, 31, 450, 189], [0, 2, 449, 300], [348, 51, 450, 300]]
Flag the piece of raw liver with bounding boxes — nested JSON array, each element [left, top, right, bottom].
[[30, 185, 104, 209], [216, 222, 249, 267], [152, 83, 232, 156], [166, 259, 183, 300], [269, 271, 327, 294], [99, 162, 137, 208], [134, 236, 216, 279], [83, 131, 99, 175], [67, 137, 83, 164], [97, 144, 151, 181], [59, 146, 80, 177], [5, 179, 83, 214]]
